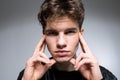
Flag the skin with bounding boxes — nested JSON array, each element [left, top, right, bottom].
[[22, 17, 103, 80], [22, 35, 56, 80], [70, 33, 103, 80], [45, 17, 79, 63]]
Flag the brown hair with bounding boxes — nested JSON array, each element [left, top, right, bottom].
[[38, 0, 85, 33]]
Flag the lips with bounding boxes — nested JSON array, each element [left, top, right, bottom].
[[55, 50, 70, 57]]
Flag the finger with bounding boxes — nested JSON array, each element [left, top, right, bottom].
[[40, 42, 46, 52], [74, 53, 85, 69], [69, 58, 76, 65], [74, 53, 90, 70], [30, 56, 50, 65], [49, 59, 56, 66], [39, 52, 50, 62], [32, 51, 50, 64], [34, 35, 46, 53], [79, 32, 91, 53], [75, 58, 93, 71], [46, 58, 56, 68]]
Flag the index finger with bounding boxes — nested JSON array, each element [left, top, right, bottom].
[[34, 35, 46, 53], [79, 33, 91, 53]]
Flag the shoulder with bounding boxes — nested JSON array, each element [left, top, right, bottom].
[[100, 66, 117, 80], [17, 69, 24, 80], [17, 68, 54, 80]]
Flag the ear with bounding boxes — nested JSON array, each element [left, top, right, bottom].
[[79, 28, 84, 36]]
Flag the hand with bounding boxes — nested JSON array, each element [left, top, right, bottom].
[[70, 33, 103, 80], [22, 35, 56, 80]]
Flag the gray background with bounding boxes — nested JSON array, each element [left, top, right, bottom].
[[0, 0, 120, 80]]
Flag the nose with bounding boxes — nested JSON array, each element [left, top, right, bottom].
[[57, 33, 66, 49]]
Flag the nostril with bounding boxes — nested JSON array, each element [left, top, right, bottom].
[[57, 33, 66, 49], [57, 44, 66, 49]]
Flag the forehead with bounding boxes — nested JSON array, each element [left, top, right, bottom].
[[46, 17, 79, 30]]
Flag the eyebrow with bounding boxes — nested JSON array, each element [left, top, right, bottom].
[[65, 28, 78, 32], [44, 27, 78, 33], [44, 29, 57, 34]]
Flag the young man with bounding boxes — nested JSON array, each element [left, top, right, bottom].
[[18, 0, 117, 80]]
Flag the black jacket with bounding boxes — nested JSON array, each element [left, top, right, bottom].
[[17, 66, 117, 80]]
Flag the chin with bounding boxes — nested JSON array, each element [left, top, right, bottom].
[[54, 57, 71, 63]]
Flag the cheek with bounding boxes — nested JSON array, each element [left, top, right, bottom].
[[45, 37, 55, 51], [68, 35, 79, 52], [46, 37, 50, 45], [69, 35, 79, 45]]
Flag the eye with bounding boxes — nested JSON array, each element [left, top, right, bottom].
[[45, 30, 58, 36], [65, 30, 76, 35]]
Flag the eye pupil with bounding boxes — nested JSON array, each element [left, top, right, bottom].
[[65, 30, 75, 34], [46, 31, 58, 36], [45, 28, 77, 36]]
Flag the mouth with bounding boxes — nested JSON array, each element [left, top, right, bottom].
[[55, 50, 70, 57]]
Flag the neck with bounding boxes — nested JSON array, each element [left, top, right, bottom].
[[54, 61, 75, 71], [53, 54, 77, 71]]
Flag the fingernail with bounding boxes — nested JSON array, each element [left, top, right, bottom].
[[74, 65, 77, 70], [75, 68, 78, 71]]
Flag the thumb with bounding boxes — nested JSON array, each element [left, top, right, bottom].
[[48, 59, 56, 67], [69, 58, 76, 65]]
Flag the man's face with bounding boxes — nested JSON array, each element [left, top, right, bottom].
[[45, 17, 80, 62]]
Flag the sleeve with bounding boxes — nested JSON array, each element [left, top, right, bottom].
[[17, 69, 24, 80], [100, 66, 118, 80], [17, 69, 48, 80]]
